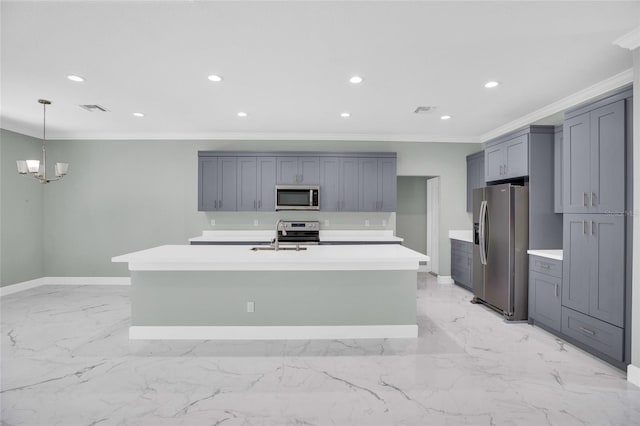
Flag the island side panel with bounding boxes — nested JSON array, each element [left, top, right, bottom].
[[130, 270, 416, 326]]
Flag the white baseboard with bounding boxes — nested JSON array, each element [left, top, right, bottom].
[[628, 364, 640, 388], [129, 324, 419, 340], [437, 275, 454, 285], [0, 277, 47, 297], [0, 276, 130, 297]]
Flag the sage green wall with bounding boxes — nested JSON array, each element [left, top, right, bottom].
[[0, 132, 479, 281], [396, 176, 427, 255], [0, 130, 45, 286]]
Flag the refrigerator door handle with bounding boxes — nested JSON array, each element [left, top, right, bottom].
[[479, 200, 488, 265]]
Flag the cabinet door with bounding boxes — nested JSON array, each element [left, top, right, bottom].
[[276, 157, 299, 184], [590, 100, 625, 214], [563, 113, 591, 213], [340, 158, 359, 211], [237, 157, 257, 211], [590, 215, 625, 327], [530, 270, 561, 331], [217, 157, 237, 211], [320, 158, 340, 211], [379, 158, 397, 212], [299, 157, 320, 184], [504, 134, 528, 178], [484, 145, 504, 182], [359, 158, 379, 211], [562, 214, 591, 314], [554, 130, 563, 213], [257, 157, 276, 211], [199, 157, 219, 211]]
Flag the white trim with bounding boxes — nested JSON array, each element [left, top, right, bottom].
[[628, 364, 640, 388], [614, 26, 640, 51], [480, 69, 634, 142], [437, 275, 454, 285], [0, 277, 47, 297], [0, 276, 130, 297], [129, 325, 418, 340]]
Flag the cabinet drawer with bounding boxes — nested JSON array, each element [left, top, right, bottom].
[[451, 240, 473, 255], [530, 255, 562, 279], [561, 307, 623, 361]]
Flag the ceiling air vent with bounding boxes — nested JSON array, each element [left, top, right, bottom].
[[79, 104, 109, 112], [413, 106, 436, 114]]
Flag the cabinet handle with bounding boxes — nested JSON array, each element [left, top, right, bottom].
[[582, 220, 586, 235], [555, 283, 559, 298], [591, 220, 595, 237], [591, 192, 596, 207], [582, 192, 587, 207], [579, 326, 596, 337], [504, 164, 507, 174], [541, 263, 550, 269], [499, 165, 503, 175], [254, 200, 257, 209]]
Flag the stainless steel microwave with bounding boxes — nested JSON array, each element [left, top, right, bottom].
[[275, 185, 320, 210]]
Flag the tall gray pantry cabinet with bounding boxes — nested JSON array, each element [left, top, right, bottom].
[[560, 87, 632, 366]]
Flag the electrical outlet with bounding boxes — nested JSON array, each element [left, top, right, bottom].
[[382, 219, 387, 227], [324, 219, 330, 227], [246, 301, 255, 313], [210, 219, 216, 226], [364, 219, 370, 227], [253, 219, 259, 226]]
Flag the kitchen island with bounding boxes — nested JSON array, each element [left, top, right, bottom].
[[112, 244, 427, 340]]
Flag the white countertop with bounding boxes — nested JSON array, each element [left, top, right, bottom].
[[448, 230, 473, 243], [527, 250, 563, 261], [113, 244, 427, 271], [189, 229, 403, 243]]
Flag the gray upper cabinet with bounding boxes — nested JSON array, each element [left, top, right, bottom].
[[359, 158, 397, 212], [198, 156, 237, 211], [562, 214, 625, 327], [236, 157, 276, 211], [319, 157, 359, 211], [563, 99, 625, 214], [276, 156, 320, 184], [466, 151, 484, 213], [484, 134, 528, 182]]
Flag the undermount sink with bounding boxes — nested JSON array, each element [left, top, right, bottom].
[[250, 245, 307, 251]]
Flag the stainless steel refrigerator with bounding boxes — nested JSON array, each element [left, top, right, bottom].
[[472, 184, 529, 321]]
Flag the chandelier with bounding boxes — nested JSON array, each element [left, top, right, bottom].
[[16, 99, 69, 183]]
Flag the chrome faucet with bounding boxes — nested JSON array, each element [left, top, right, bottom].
[[273, 220, 287, 251]]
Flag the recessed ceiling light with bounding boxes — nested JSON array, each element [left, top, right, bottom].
[[349, 75, 364, 84], [208, 74, 223, 82], [67, 74, 85, 82], [340, 112, 351, 118], [440, 115, 451, 120], [484, 81, 499, 88], [132, 112, 145, 117], [237, 112, 247, 117]]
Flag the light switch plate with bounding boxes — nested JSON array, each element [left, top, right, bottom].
[[324, 220, 330, 227], [365, 219, 370, 227], [246, 301, 255, 313], [253, 220, 259, 226], [210, 219, 216, 226]]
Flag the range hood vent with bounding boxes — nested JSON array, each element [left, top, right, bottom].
[[79, 104, 109, 112], [413, 106, 436, 114]]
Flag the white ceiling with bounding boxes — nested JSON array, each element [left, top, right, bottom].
[[1, 1, 639, 143]]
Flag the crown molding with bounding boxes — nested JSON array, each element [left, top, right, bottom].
[[614, 26, 640, 51], [480, 69, 633, 142]]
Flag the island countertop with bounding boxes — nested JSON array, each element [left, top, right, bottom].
[[113, 244, 428, 272]]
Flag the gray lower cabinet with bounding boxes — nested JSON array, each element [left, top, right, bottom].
[[451, 240, 472, 290], [319, 157, 359, 211], [485, 134, 528, 182], [359, 158, 397, 212], [237, 157, 276, 211], [198, 156, 237, 211], [562, 99, 625, 214], [528, 256, 562, 331], [466, 151, 484, 213], [560, 307, 624, 362], [276, 156, 320, 185], [562, 214, 625, 328]]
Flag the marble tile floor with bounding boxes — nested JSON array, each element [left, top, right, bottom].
[[1, 274, 639, 426]]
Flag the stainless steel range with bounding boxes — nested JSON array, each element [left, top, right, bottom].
[[277, 221, 320, 244]]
